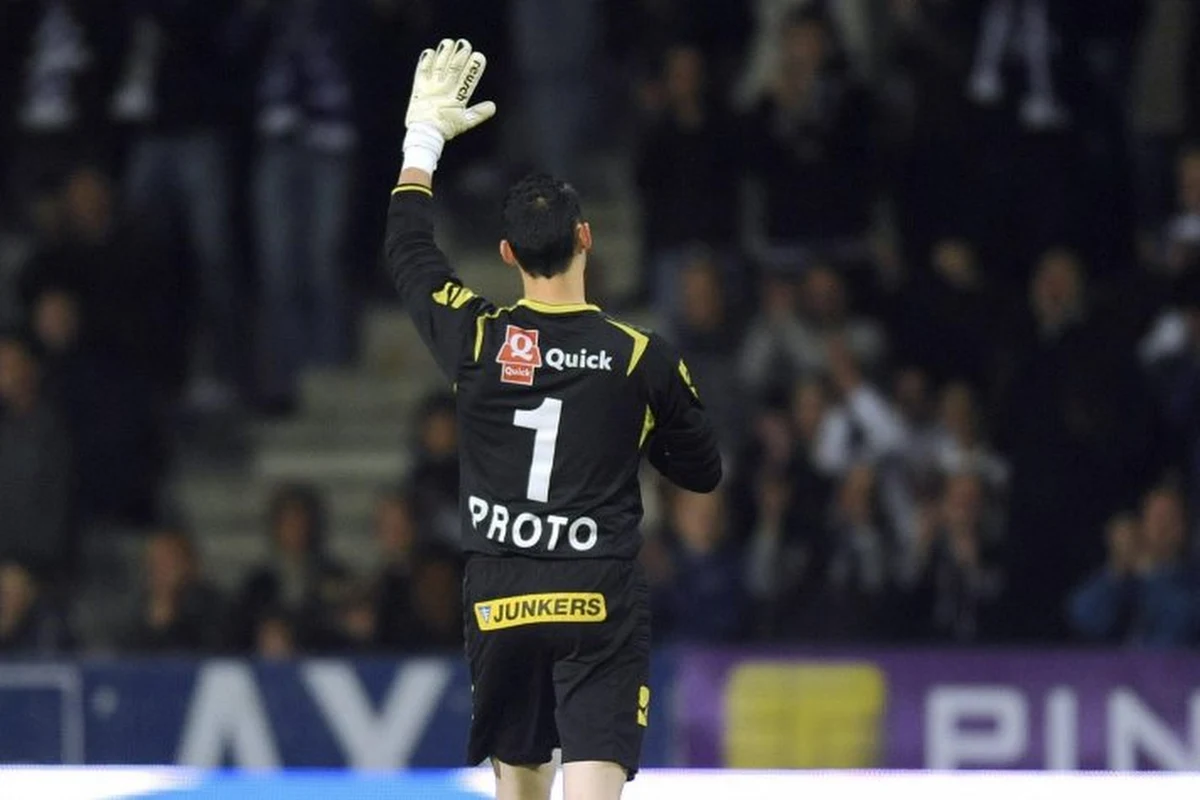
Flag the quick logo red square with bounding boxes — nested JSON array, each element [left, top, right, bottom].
[[496, 325, 543, 386]]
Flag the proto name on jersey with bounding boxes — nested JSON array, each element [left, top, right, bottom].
[[469, 495, 599, 552]]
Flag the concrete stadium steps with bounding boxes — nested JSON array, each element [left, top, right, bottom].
[[298, 369, 439, 419], [174, 472, 386, 535], [253, 418, 412, 453], [359, 306, 440, 376], [255, 447, 411, 484]]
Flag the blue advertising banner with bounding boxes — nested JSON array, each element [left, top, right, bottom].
[[0, 656, 677, 768]]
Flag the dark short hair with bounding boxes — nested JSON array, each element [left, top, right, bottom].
[[502, 173, 582, 278]]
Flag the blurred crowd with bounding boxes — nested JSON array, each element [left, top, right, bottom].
[[2, 0, 1200, 655]]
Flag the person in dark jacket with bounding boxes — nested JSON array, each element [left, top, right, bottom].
[[0, 560, 71, 655], [228, 482, 348, 652], [122, 528, 224, 653], [250, 0, 365, 413], [1069, 487, 1200, 646], [111, 0, 247, 413], [0, 333, 74, 579]]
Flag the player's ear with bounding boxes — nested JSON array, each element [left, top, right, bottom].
[[499, 239, 519, 268], [575, 222, 592, 254]]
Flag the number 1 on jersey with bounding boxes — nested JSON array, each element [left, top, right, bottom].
[[513, 397, 563, 503]]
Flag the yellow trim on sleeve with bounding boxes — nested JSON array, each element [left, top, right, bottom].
[[516, 298, 602, 314], [392, 184, 433, 197], [678, 359, 700, 399], [638, 405, 656, 449], [432, 281, 477, 309], [605, 319, 650, 376], [473, 305, 515, 362]]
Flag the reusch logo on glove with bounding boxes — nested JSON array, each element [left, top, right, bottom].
[[457, 59, 482, 102], [496, 325, 543, 385]]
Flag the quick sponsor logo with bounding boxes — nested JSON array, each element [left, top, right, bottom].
[[545, 347, 613, 372], [496, 325, 542, 386], [474, 592, 607, 631]]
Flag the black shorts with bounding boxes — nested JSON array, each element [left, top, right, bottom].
[[463, 555, 651, 780]]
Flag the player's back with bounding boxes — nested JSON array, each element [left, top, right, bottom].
[[384, 181, 720, 564], [456, 300, 665, 561]]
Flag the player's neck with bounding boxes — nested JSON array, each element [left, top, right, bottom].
[[520, 266, 588, 308]]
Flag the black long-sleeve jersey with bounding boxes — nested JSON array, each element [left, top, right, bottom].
[[384, 185, 722, 561]]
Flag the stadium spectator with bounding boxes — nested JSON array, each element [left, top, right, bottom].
[[228, 483, 348, 652], [648, 488, 747, 642], [931, 382, 1009, 496], [1066, 512, 1141, 645], [633, 43, 738, 307], [896, 472, 1004, 642], [1, 0, 121, 212], [785, 376, 839, 525], [251, 0, 364, 415], [736, 0, 879, 107], [803, 463, 893, 640], [0, 560, 71, 654], [0, 333, 74, 579], [371, 488, 420, 649], [361, 494, 464, 651], [20, 168, 174, 526], [405, 543, 464, 650], [745, 465, 821, 639], [740, 377, 839, 636], [1068, 487, 1200, 646], [110, 0, 246, 414], [892, 239, 999, 388], [739, 265, 885, 399], [810, 337, 905, 478], [887, 366, 941, 491], [509, 0, 600, 180], [121, 529, 223, 654], [741, 7, 875, 264], [607, 0, 752, 96], [998, 248, 1158, 639], [665, 249, 744, 443], [406, 393, 460, 547]]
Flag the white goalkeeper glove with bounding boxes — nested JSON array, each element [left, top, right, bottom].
[[402, 38, 497, 174]]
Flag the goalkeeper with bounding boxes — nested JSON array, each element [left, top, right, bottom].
[[386, 39, 722, 800]]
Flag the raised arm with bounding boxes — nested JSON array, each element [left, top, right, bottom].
[[384, 39, 497, 380]]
